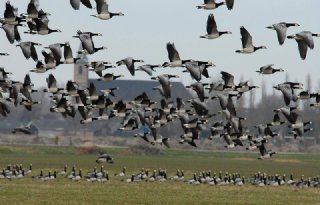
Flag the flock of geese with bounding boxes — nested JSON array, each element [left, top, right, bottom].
[[0, 162, 319, 188], [0, 0, 319, 160]]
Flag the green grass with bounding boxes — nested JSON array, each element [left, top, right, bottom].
[[0, 145, 320, 205]]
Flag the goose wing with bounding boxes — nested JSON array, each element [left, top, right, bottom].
[[240, 26, 253, 48], [166, 43, 180, 62], [81, 0, 93, 9], [95, 0, 109, 14], [207, 14, 218, 35], [226, 0, 234, 10]]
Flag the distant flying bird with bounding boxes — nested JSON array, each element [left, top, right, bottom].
[[200, 14, 232, 39], [117, 57, 144, 76], [236, 26, 267, 53], [16, 41, 41, 61], [266, 22, 300, 45], [163, 42, 191, 67], [196, 0, 225, 10], [287, 31, 320, 60], [257, 64, 284, 75], [91, 0, 124, 20]]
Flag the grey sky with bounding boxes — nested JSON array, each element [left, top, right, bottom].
[[1, 0, 320, 93]]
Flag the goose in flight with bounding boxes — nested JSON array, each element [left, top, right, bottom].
[[200, 14, 231, 39], [163, 42, 191, 67], [257, 64, 284, 74], [1, 23, 22, 44], [287, 31, 320, 60], [117, 57, 144, 76], [196, 0, 225, 10], [73, 30, 106, 54], [91, 0, 124, 20], [236, 26, 267, 53], [16, 41, 41, 61], [266, 22, 300, 45]]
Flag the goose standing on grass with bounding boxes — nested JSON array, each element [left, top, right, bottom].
[[200, 14, 231, 39], [236, 26, 267, 53], [70, 0, 93, 10], [163, 42, 191, 67], [256, 64, 284, 74], [117, 57, 144, 76], [266, 22, 300, 45], [91, 0, 124, 20], [287, 31, 320, 60], [196, 0, 225, 10], [16, 41, 41, 61]]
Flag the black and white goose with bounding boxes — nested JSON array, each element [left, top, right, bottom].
[[73, 30, 106, 55], [91, 0, 124, 20], [163, 42, 191, 67], [16, 41, 41, 61], [266, 22, 300, 45], [196, 0, 225, 10], [257, 64, 284, 74], [236, 26, 267, 53], [200, 14, 231, 39], [117, 57, 144, 76], [287, 31, 320, 60]]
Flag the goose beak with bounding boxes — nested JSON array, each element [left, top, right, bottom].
[[266, 26, 273, 29]]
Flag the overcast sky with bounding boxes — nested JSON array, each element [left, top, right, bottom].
[[1, 0, 320, 94]]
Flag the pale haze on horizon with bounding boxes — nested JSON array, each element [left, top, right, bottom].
[[0, 0, 320, 95]]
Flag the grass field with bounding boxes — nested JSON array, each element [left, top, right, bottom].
[[0, 145, 320, 205]]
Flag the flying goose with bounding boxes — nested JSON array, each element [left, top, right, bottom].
[[27, 18, 61, 35], [136, 64, 161, 76], [23, 1, 50, 19], [98, 73, 124, 81], [16, 41, 41, 61], [257, 139, 277, 159], [200, 14, 231, 39], [117, 57, 144, 76], [287, 31, 320, 60], [257, 64, 284, 74], [73, 30, 106, 54], [43, 74, 63, 94], [1, 23, 22, 44], [220, 71, 236, 90], [70, 0, 93, 10], [236, 26, 267, 53], [196, 0, 225, 10], [163, 42, 191, 67], [184, 62, 203, 82], [78, 106, 93, 124], [44, 43, 66, 65], [186, 82, 207, 102], [266, 22, 300, 45], [151, 74, 179, 99], [273, 84, 298, 106], [86, 61, 115, 77], [91, 0, 124, 20]]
